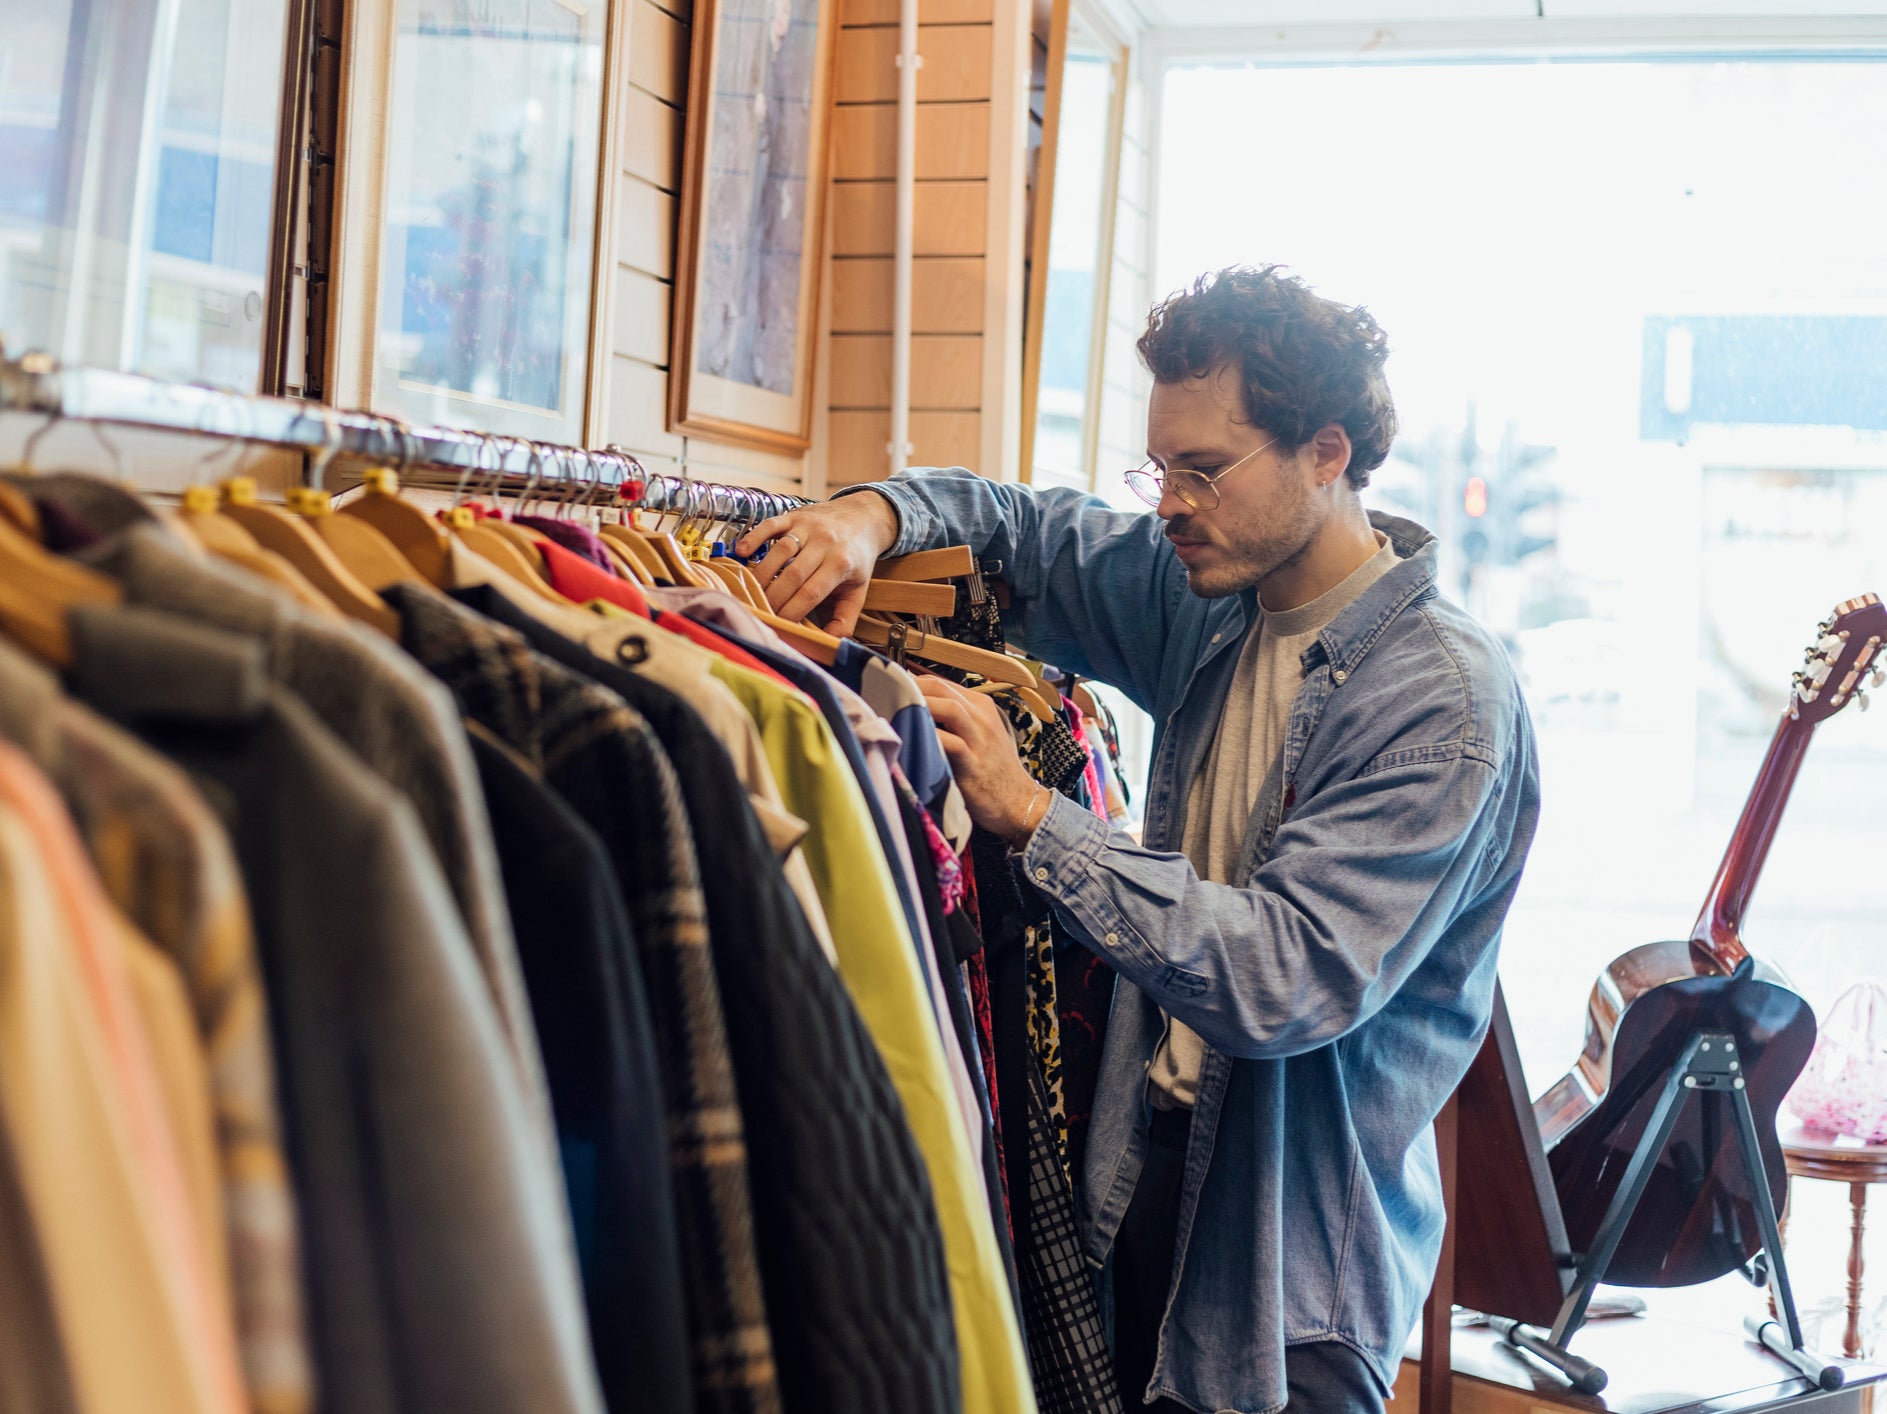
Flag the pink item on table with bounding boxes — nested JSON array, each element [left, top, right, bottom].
[[1786, 979, 1887, 1142]]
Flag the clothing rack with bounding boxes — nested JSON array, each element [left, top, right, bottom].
[[0, 347, 811, 525]]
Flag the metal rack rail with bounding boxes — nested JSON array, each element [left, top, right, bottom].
[[0, 348, 810, 522]]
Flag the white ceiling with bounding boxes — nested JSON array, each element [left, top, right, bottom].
[[1140, 0, 1887, 26]]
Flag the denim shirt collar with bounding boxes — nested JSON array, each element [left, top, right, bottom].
[[1306, 510, 1439, 678]]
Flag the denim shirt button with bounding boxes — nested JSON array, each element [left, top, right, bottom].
[[1105, 932, 1118, 945], [1034, 867, 1049, 882], [1332, 668, 1348, 684], [1211, 633, 1222, 643]]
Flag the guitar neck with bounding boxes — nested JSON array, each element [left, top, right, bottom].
[[1689, 712, 1816, 970]]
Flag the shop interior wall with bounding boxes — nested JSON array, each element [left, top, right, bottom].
[[602, 0, 1034, 496], [606, 0, 820, 499]]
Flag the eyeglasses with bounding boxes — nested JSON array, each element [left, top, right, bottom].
[[1123, 436, 1277, 511]]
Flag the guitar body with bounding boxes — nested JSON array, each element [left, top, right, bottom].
[[1527, 595, 1885, 1293], [1536, 944, 1816, 1287]]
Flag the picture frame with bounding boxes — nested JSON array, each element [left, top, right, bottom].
[[669, 0, 839, 454], [326, 0, 623, 446]]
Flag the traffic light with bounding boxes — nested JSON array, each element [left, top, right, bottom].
[[1491, 427, 1559, 563]]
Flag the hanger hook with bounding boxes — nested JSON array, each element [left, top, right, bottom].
[[308, 406, 342, 491], [560, 447, 581, 516], [521, 442, 545, 516], [451, 432, 485, 508]]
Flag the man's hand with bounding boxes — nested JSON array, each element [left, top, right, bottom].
[[735, 492, 900, 638], [918, 676, 1050, 847]]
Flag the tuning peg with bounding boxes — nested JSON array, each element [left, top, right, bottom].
[[1873, 670, 1884, 689], [1860, 690, 1872, 712]]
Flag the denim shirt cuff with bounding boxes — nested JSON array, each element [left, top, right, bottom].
[[830, 481, 930, 558], [1017, 791, 1110, 895]]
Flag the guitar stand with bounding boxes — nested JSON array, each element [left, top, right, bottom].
[[1490, 1030, 1844, 1397]]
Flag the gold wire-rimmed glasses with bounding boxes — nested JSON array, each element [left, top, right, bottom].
[[1123, 435, 1278, 511]]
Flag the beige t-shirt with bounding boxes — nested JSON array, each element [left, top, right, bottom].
[[1148, 534, 1398, 1111]]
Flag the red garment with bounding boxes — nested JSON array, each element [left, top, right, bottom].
[[538, 538, 649, 616], [537, 539, 796, 688]]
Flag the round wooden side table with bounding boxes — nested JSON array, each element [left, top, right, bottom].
[[1776, 1121, 1887, 1359]]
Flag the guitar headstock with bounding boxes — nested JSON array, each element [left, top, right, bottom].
[[1791, 593, 1887, 723]]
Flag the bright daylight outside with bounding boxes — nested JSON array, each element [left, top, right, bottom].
[[1154, 52, 1887, 1339]]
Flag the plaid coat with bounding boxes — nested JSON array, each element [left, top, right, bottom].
[[387, 586, 781, 1414]]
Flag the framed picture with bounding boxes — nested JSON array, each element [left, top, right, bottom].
[[329, 0, 620, 445], [669, 0, 838, 453]]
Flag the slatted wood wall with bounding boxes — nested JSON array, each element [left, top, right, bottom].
[[605, 0, 815, 498], [826, 0, 998, 487], [602, 0, 1031, 495]]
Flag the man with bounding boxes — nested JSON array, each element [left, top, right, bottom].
[[737, 264, 1540, 1414]]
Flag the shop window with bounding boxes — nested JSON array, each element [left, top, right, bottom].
[[1157, 54, 1887, 1328], [0, 0, 291, 388], [358, 0, 609, 444], [1022, 1, 1129, 492]]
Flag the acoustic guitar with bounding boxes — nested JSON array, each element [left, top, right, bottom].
[[1532, 594, 1887, 1288]]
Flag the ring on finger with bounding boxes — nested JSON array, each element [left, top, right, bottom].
[[775, 531, 804, 556]]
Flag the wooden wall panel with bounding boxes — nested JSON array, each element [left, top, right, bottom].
[[616, 177, 677, 280], [628, 0, 689, 102], [598, 0, 811, 492], [608, 355, 686, 457], [830, 333, 981, 409], [613, 270, 672, 366], [828, 410, 981, 482], [839, 0, 993, 24], [830, 102, 991, 181], [620, 83, 683, 193], [830, 180, 987, 256], [830, 256, 986, 334], [836, 25, 993, 103]]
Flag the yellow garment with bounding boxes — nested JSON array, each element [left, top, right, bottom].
[[0, 744, 247, 1414], [715, 665, 1037, 1414]]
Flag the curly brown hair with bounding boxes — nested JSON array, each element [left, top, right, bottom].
[[1136, 264, 1398, 489]]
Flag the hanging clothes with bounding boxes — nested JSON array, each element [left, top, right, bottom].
[[0, 455, 1120, 1414], [464, 728, 694, 1414], [0, 739, 248, 1414], [66, 522, 556, 1155], [64, 603, 604, 1414], [447, 583, 972, 1414], [383, 584, 782, 1414], [0, 637, 313, 1414]]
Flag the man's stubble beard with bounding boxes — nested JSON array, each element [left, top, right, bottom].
[[1174, 497, 1323, 601]]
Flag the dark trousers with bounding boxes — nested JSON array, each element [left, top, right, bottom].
[[1112, 1108, 1387, 1414]]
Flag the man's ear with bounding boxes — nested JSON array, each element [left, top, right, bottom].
[[1308, 424, 1354, 489]]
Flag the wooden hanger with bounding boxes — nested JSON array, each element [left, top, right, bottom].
[[861, 580, 956, 617], [446, 507, 572, 606], [0, 481, 40, 538], [175, 486, 341, 617], [874, 545, 976, 582], [337, 468, 450, 586], [179, 483, 263, 556], [0, 508, 124, 667], [757, 609, 840, 667], [596, 534, 656, 587], [217, 477, 399, 636], [598, 521, 672, 583], [291, 486, 426, 592], [852, 613, 1059, 720], [443, 436, 573, 605]]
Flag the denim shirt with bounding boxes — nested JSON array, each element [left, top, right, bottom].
[[854, 469, 1540, 1414]]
